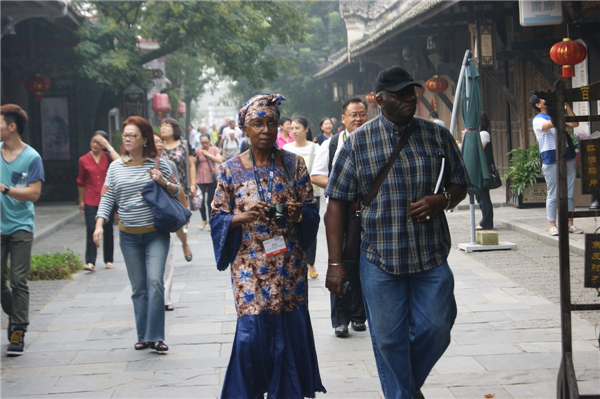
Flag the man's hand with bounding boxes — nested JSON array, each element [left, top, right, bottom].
[[409, 194, 446, 222]]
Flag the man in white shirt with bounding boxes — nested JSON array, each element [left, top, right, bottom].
[[310, 97, 369, 338], [221, 120, 243, 142]]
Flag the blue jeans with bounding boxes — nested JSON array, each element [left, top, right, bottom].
[[119, 230, 170, 342], [360, 251, 456, 399], [542, 160, 575, 222]]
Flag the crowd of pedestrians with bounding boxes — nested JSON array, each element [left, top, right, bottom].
[[11, 64, 573, 399]]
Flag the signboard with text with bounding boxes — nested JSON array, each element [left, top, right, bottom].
[[519, 0, 563, 26], [579, 138, 600, 195], [584, 234, 600, 288]]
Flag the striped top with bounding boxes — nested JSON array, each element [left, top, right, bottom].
[[97, 156, 179, 231], [533, 113, 574, 164]]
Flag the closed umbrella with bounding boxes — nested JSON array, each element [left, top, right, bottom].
[[459, 59, 489, 244]]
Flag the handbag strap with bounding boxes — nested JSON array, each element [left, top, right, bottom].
[[362, 120, 414, 207]]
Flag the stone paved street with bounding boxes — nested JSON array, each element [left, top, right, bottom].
[[1, 193, 599, 398]]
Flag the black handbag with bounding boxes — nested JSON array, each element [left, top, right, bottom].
[[140, 158, 192, 233], [486, 163, 502, 190]]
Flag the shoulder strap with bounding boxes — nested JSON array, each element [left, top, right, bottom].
[[362, 120, 415, 207], [328, 133, 341, 174]]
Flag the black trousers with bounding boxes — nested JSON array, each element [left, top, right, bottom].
[[330, 260, 366, 328], [475, 188, 494, 229], [84, 204, 114, 265], [199, 181, 217, 221], [304, 198, 320, 265]]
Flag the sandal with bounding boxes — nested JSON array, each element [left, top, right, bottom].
[[134, 342, 150, 350], [83, 263, 95, 271], [309, 271, 319, 279], [106, 262, 114, 269], [150, 341, 169, 352], [165, 305, 174, 311], [475, 225, 484, 231]]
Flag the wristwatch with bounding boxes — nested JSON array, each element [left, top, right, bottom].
[[2, 185, 10, 194], [442, 190, 451, 209]]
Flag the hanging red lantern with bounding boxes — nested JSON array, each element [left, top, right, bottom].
[[152, 93, 170, 117], [431, 97, 437, 112], [24, 74, 51, 102], [550, 38, 587, 78], [425, 75, 448, 94], [178, 101, 186, 117], [365, 92, 377, 109]]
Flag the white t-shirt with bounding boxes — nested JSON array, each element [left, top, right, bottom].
[[222, 126, 243, 140], [310, 130, 350, 178], [283, 142, 322, 197], [223, 138, 240, 160], [480, 130, 490, 145]]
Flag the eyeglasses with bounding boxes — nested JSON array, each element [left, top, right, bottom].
[[200, 141, 211, 145], [122, 133, 140, 139], [248, 120, 277, 130], [345, 112, 368, 119]]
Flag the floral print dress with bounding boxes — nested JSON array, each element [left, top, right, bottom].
[[210, 150, 325, 399]]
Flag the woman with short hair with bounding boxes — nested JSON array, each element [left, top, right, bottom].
[[94, 116, 179, 353], [77, 130, 119, 271]]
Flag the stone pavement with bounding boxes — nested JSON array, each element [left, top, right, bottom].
[[0, 193, 598, 399]]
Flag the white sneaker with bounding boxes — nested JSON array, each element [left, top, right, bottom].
[[568, 225, 583, 234], [549, 226, 559, 236]]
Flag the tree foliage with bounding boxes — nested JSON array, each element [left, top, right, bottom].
[[73, 1, 306, 91], [228, 1, 347, 131]]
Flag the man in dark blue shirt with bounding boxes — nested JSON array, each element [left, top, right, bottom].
[[325, 66, 469, 398]]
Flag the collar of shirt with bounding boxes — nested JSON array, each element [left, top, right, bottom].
[[379, 112, 413, 137]]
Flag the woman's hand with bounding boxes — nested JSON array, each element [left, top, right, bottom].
[[79, 201, 85, 213], [239, 201, 270, 224], [190, 184, 197, 196], [93, 226, 103, 247], [147, 168, 167, 187], [288, 200, 302, 222], [200, 149, 211, 158], [95, 136, 111, 151]]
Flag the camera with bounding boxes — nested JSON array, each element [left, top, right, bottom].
[[264, 203, 289, 227]]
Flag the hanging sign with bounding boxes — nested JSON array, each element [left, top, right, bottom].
[[584, 234, 600, 288], [519, 1, 563, 26]]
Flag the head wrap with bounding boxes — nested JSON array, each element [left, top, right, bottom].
[[237, 94, 285, 129]]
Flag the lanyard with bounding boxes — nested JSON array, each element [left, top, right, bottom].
[[249, 149, 275, 205]]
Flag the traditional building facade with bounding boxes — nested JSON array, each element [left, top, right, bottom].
[[314, 0, 600, 202]]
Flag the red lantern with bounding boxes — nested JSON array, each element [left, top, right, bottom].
[[178, 101, 186, 117], [425, 75, 448, 94], [431, 97, 437, 112], [365, 92, 377, 109], [152, 93, 170, 117], [550, 38, 587, 78], [24, 74, 51, 102]]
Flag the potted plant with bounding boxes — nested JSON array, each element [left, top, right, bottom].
[[502, 143, 546, 208]]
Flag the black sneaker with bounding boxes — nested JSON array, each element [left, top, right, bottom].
[[7, 328, 25, 356]]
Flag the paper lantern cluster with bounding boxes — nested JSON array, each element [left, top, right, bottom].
[[152, 93, 170, 117]]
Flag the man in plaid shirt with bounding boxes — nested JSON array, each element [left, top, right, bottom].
[[325, 66, 469, 398]]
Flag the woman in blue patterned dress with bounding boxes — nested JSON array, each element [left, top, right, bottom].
[[210, 94, 325, 399]]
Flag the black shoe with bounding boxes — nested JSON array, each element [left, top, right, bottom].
[[590, 195, 600, 210], [334, 325, 348, 337], [7, 328, 25, 357], [416, 389, 425, 399], [351, 321, 367, 331]]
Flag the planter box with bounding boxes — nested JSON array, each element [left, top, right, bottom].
[[509, 177, 591, 209], [509, 177, 547, 209]]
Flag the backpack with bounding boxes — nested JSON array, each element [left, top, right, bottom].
[[327, 133, 341, 174]]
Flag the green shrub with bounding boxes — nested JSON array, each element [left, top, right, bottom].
[[502, 144, 542, 196], [27, 249, 83, 280]]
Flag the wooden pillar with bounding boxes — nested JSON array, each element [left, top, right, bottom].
[[518, 54, 530, 149]]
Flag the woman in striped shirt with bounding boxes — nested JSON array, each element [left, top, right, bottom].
[[93, 116, 179, 353]]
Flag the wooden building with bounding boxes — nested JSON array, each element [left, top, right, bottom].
[[314, 0, 600, 198]]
